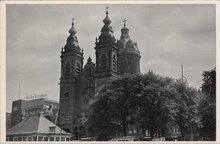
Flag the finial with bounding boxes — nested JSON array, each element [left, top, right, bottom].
[[69, 18, 77, 35], [72, 18, 74, 25], [82, 48, 84, 53], [95, 37, 98, 43], [61, 46, 64, 52], [87, 56, 92, 63], [103, 6, 111, 25], [123, 18, 127, 27], [88, 56, 92, 62], [106, 6, 109, 15]]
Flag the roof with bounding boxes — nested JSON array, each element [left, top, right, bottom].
[[22, 98, 44, 108], [22, 98, 59, 109], [7, 113, 71, 136], [118, 38, 140, 54]]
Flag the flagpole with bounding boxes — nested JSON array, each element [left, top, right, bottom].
[[19, 81, 20, 99]]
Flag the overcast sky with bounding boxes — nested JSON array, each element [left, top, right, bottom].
[[6, 4, 216, 112]]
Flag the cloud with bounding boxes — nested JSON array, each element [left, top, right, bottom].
[[6, 4, 216, 112]]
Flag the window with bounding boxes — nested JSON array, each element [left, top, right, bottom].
[[49, 137, 54, 141], [22, 137, 27, 141], [66, 137, 70, 141], [9, 137, 13, 141], [113, 55, 116, 72], [61, 137, 65, 141], [56, 137, 60, 141], [38, 137, 43, 141], [127, 57, 132, 64], [14, 137, 18, 141], [64, 93, 69, 114], [87, 68, 92, 77], [12, 106, 17, 111], [43, 137, 48, 141], [18, 137, 22, 141], [33, 137, 37, 141], [101, 54, 106, 70], [49, 126, 56, 133], [76, 63, 80, 78], [65, 62, 71, 77], [28, 137, 32, 141]]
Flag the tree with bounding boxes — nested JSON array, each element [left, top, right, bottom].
[[87, 86, 121, 140], [167, 80, 201, 140], [134, 72, 175, 139], [88, 74, 145, 139], [88, 71, 201, 140], [201, 67, 216, 100], [199, 68, 216, 140]]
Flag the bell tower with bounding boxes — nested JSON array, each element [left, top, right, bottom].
[[118, 19, 141, 74], [95, 7, 119, 87], [58, 18, 84, 136]]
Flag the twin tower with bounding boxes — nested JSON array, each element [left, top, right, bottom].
[[58, 8, 141, 136]]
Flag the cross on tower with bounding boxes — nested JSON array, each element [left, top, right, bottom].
[[106, 6, 109, 15], [123, 18, 127, 27], [72, 17, 74, 25]]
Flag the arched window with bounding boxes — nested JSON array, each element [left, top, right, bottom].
[[87, 68, 92, 77], [76, 63, 80, 78], [127, 57, 132, 64], [101, 54, 106, 70], [113, 55, 116, 72], [64, 93, 69, 114], [65, 62, 71, 77]]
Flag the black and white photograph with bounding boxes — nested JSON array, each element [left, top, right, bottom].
[[1, 2, 218, 142]]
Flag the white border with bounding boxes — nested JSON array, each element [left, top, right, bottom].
[[0, 0, 219, 144]]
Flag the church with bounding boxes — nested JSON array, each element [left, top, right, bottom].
[[57, 7, 141, 137]]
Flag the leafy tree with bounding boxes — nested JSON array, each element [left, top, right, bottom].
[[166, 80, 201, 140], [201, 67, 216, 100], [88, 71, 201, 140], [87, 86, 121, 140], [135, 72, 175, 139], [199, 68, 216, 140]]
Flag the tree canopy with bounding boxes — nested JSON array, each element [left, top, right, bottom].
[[87, 71, 203, 140], [199, 67, 216, 140]]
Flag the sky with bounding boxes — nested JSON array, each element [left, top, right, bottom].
[[6, 4, 216, 112]]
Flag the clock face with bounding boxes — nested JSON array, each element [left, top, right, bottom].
[[82, 87, 94, 104]]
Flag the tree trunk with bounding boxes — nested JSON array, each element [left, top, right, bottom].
[[142, 127, 146, 137], [150, 130, 155, 140], [122, 123, 127, 136], [180, 127, 185, 140]]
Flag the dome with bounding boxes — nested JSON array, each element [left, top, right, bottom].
[[103, 15, 111, 25], [69, 24, 77, 35], [118, 38, 140, 54], [101, 25, 113, 33]]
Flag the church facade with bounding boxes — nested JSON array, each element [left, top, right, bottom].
[[57, 8, 141, 137]]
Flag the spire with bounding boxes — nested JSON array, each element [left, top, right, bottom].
[[103, 6, 111, 25], [121, 18, 129, 39], [69, 18, 77, 35], [98, 6, 116, 45], [64, 18, 81, 53]]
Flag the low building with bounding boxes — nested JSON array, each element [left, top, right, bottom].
[[10, 98, 59, 127], [6, 113, 72, 141]]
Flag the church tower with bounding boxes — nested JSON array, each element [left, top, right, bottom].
[[58, 19, 84, 135], [118, 19, 141, 74], [95, 7, 119, 87]]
